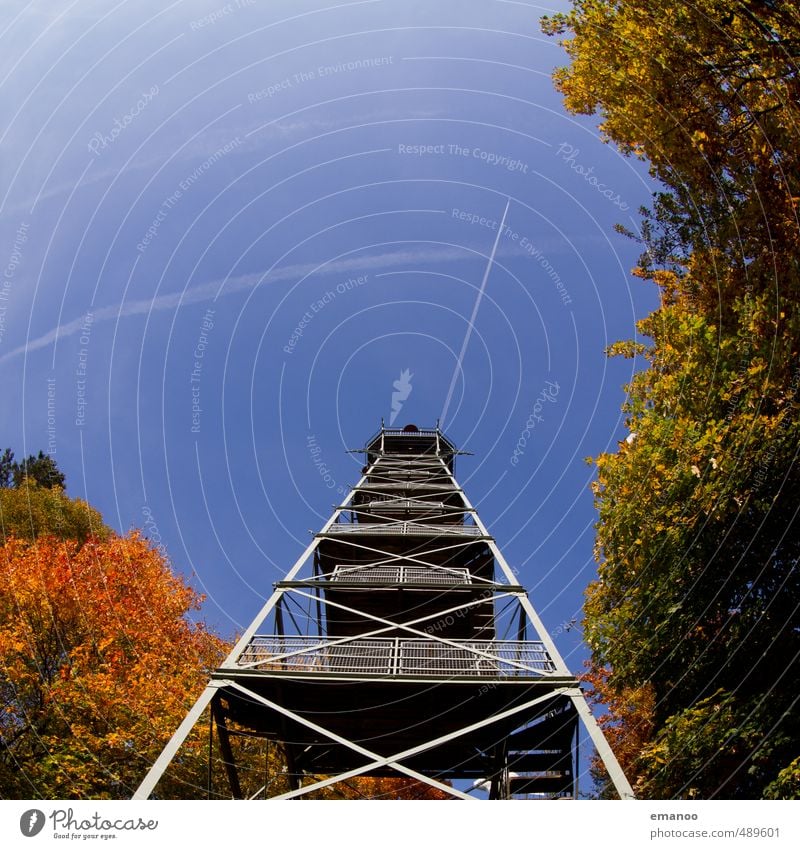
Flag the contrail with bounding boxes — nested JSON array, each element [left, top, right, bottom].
[[0, 245, 473, 366], [440, 198, 510, 428]]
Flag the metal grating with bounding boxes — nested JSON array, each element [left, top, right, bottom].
[[238, 637, 394, 674], [332, 565, 400, 583], [331, 564, 471, 585], [399, 641, 553, 675], [358, 483, 452, 491], [325, 523, 483, 536], [362, 499, 446, 510], [399, 641, 498, 674], [237, 637, 554, 676]]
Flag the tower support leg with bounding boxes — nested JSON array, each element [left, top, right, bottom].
[[133, 683, 220, 800], [567, 688, 635, 799], [212, 697, 243, 799]]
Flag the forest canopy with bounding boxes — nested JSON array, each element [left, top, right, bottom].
[[0, 455, 447, 799], [543, 0, 800, 798]]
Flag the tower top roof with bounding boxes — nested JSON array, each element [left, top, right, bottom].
[[364, 423, 457, 459]]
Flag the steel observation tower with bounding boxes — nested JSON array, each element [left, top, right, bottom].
[[134, 423, 633, 800]]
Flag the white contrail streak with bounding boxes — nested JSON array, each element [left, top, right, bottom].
[[440, 198, 510, 428]]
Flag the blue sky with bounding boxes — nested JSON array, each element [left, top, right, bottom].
[[0, 0, 658, 687]]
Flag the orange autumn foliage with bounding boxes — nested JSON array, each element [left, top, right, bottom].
[[0, 532, 226, 799], [329, 776, 451, 800], [581, 664, 655, 797]]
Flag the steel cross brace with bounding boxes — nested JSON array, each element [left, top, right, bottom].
[[246, 587, 549, 676], [341, 507, 468, 525], [437, 463, 636, 799], [311, 535, 501, 586], [226, 681, 471, 800], [226, 680, 569, 800]]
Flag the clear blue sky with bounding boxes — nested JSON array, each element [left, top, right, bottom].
[[0, 0, 658, 682]]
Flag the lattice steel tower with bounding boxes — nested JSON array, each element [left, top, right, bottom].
[[134, 424, 633, 800]]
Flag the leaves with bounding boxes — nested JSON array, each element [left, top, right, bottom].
[[0, 533, 226, 798], [544, 0, 800, 798], [0, 482, 109, 546], [0, 449, 66, 490]]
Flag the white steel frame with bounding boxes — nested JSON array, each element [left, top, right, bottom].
[[133, 429, 634, 800]]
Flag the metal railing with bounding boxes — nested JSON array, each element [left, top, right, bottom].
[[325, 523, 484, 537], [374, 427, 439, 438], [359, 499, 447, 510], [330, 564, 471, 585], [237, 637, 554, 676]]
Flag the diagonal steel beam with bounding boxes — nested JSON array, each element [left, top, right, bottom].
[[315, 535, 500, 586], [438, 463, 572, 676], [566, 687, 635, 799], [275, 588, 548, 674], [221, 472, 366, 667], [235, 589, 522, 670], [225, 681, 473, 800], [256, 685, 569, 800], [132, 682, 221, 800]]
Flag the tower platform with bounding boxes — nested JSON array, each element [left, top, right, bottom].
[[133, 425, 634, 800]]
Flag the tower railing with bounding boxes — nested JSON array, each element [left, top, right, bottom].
[[132, 423, 635, 802], [237, 636, 555, 676], [330, 563, 472, 584]]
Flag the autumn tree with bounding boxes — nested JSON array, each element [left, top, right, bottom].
[[0, 533, 227, 798], [543, 1, 800, 798], [0, 460, 447, 800], [0, 449, 98, 545], [0, 449, 65, 490], [581, 665, 655, 798], [0, 483, 109, 546], [0, 450, 14, 488], [328, 777, 451, 800]]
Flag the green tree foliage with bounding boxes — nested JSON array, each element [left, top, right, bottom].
[[765, 756, 800, 799], [0, 450, 14, 488], [543, 1, 800, 798], [0, 449, 66, 490], [0, 449, 108, 545], [0, 483, 110, 545], [0, 454, 446, 800]]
